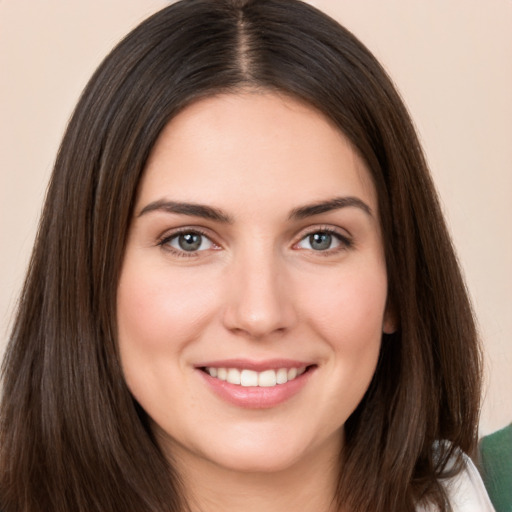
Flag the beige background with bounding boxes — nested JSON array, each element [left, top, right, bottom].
[[1, 0, 511, 436]]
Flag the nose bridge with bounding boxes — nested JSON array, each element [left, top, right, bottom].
[[222, 238, 296, 338]]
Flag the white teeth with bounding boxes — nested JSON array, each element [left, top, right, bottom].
[[276, 368, 288, 384], [226, 368, 241, 385], [240, 369, 258, 387], [258, 369, 277, 387], [205, 366, 308, 387], [287, 368, 297, 380]]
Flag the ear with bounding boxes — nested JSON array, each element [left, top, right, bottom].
[[382, 302, 398, 335]]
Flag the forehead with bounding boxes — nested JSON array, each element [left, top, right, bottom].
[[138, 92, 377, 215]]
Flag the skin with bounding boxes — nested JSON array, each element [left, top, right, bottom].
[[117, 91, 394, 512]]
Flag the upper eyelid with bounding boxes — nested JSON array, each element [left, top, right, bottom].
[[294, 224, 352, 241], [158, 226, 217, 242]]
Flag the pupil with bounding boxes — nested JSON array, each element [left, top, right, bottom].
[[178, 233, 201, 251], [310, 232, 331, 250]]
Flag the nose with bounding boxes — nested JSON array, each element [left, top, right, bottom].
[[222, 247, 297, 339]]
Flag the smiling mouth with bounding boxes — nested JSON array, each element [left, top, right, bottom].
[[200, 366, 313, 387]]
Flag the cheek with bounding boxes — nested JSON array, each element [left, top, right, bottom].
[[299, 263, 388, 353], [301, 265, 387, 420], [116, 258, 219, 354], [116, 258, 221, 423]]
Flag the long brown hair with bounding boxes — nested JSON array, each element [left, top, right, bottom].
[[0, 1, 482, 511]]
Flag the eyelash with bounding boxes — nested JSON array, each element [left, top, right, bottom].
[[293, 226, 353, 255], [157, 226, 352, 258], [158, 228, 218, 258]]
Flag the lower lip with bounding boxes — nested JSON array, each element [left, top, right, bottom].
[[198, 368, 314, 409]]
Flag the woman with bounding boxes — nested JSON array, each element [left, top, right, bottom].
[[0, 0, 494, 511]]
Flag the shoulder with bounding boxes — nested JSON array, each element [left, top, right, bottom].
[[479, 424, 512, 511], [418, 453, 495, 512], [440, 455, 495, 511]]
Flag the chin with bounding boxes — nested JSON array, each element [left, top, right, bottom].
[[207, 445, 308, 475], [193, 424, 340, 476]]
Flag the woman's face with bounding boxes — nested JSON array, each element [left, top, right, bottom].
[[117, 92, 393, 475]]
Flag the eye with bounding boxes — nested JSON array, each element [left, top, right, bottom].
[[295, 230, 350, 252], [161, 230, 216, 254]]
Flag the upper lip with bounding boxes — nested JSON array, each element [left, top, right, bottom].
[[195, 358, 315, 371]]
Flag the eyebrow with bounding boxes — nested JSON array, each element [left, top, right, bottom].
[[288, 196, 373, 220], [137, 195, 372, 223], [138, 200, 233, 223]]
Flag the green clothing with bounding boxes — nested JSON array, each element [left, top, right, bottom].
[[479, 424, 512, 512]]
